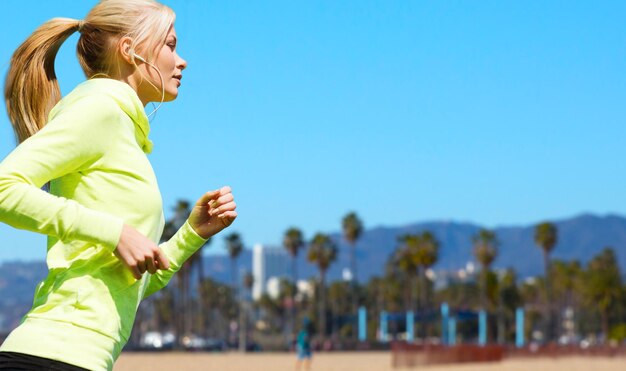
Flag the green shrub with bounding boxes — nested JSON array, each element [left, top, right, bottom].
[[609, 323, 626, 342]]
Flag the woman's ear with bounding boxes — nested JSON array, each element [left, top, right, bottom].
[[118, 36, 135, 64]]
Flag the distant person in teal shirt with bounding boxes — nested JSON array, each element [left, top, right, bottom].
[[295, 319, 312, 371]]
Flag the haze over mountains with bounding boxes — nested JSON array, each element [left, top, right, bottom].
[[3, 213, 625, 283], [1, 213, 624, 330], [189, 213, 626, 283]]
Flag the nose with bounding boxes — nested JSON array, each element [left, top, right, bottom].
[[176, 52, 187, 71]]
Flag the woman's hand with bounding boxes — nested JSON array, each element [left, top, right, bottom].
[[114, 224, 171, 279], [189, 186, 238, 239]]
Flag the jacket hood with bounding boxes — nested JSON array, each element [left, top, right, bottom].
[[57, 78, 153, 153]]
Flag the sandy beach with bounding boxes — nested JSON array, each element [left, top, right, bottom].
[[113, 352, 626, 371]]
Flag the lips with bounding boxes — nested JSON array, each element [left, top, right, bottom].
[[173, 75, 182, 85]]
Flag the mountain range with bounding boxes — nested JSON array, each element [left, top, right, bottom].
[[203, 213, 626, 284], [1, 213, 624, 330]]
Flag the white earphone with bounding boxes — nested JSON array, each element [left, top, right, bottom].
[[132, 52, 165, 120], [133, 54, 146, 63]]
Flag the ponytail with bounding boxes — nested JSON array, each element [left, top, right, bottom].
[[5, 1, 175, 144], [4, 18, 80, 143]]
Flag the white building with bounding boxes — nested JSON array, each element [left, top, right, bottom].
[[433, 262, 478, 291], [252, 244, 289, 300]]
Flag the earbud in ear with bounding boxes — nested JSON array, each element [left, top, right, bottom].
[[133, 53, 146, 63]]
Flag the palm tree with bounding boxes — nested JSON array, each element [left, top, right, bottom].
[[327, 280, 352, 337], [551, 260, 582, 341], [193, 236, 211, 291], [473, 229, 498, 311], [283, 227, 304, 338], [394, 236, 418, 312], [199, 278, 238, 339], [243, 271, 255, 293], [224, 232, 243, 348], [159, 219, 177, 338], [534, 222, 557, 341], [342, 212, 363, 300], [365, 277, 388, 328], [161, 200, 192, 346], [413, 231, 439, 338], [224, 232, 244, 289], [189, 236, 211, 337], [239, 271, 254, 352], [585, 247, 623, 339], [152, 287, 175, 331], [307, 233, 338, 339]]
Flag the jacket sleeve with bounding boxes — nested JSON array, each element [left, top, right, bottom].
[[0, 95, 125, 251], [143, 220, 209, 298]]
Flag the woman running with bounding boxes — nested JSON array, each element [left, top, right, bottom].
[[0, 1, 237, 370]]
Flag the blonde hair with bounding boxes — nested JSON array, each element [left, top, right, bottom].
[[4, 0, 175, 143]]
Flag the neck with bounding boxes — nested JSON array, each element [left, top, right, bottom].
[[117, 75, 149, 107]]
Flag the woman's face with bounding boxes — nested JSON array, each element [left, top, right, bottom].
[[136, 26, 187, 104]]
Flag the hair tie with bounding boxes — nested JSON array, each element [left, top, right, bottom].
[[77, 20, 85, 32]]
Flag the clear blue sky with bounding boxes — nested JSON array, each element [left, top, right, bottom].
[[1, 0, 625, 262]]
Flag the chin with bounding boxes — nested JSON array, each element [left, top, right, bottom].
[[163, 91, 179, 102]]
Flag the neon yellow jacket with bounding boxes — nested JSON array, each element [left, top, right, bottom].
[[0, 78, 207, 370]]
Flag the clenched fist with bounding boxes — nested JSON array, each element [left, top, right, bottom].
[[114, 224, 170, 279], [188, 186, 238, 239]]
